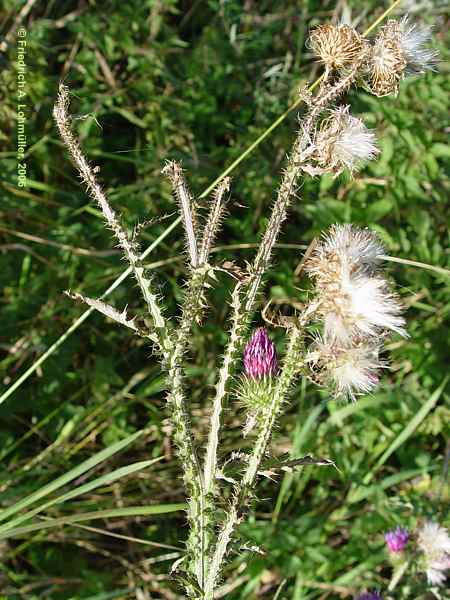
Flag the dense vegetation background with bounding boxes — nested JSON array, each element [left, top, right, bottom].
[[0, 1, 449, 598]]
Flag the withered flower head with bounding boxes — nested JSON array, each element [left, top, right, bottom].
[[368, 17, 437, 97], [307, 336, 382, 401], [369, 20, 407, 97], [312, 106, 378, 175], [309, 24, 366, 70]]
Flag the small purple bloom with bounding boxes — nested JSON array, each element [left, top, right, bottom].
[[385, 527, 409, 553], [243, 327, 278, 380], [356, 593, 382, 600]]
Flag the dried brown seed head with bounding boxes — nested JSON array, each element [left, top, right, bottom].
[[368, 20, 407, 97], [309, 24, 366, 69], [311, 106, 378, 176]]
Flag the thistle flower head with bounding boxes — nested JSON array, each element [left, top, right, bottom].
[[243, 328, 278, 380], [418, 521, 450, 587], [367, 17, 437, 97], [307, 336, 382, 400], [313, 107, 379, 175], [385, 527, 409, 553], [306, 225, 406, 344], [355, 593, 382, 600], [309, 24, 366, 69]]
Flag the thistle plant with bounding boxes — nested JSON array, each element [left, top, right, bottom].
[[372, 520, 450, 594], [52, 11, 438, 599]]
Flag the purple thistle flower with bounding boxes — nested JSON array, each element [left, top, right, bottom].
[[356, 593, 382, 600], [385, 527, 409, 553], [243, 327, 278, 380]]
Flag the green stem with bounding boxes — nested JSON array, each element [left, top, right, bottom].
[[204, 325, 305, 597]]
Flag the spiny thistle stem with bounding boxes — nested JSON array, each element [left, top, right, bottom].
[[203, 282, 247, 494], [54, 86, 205, 590], [204, 315, 315, 596], [201, 60, 364, 540], [171, 266, 216, 586], [162, 161, 199, 268], [199, 177, 231, 265], [53, 85, 168, 350], [244, 56, 366, 313], [166, 349, 205, 590], [201, 282, 249, 584]]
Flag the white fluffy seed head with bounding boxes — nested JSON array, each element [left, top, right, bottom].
[[367, 16, 438, 96], [321, 224, 384, 269], [418, 521, 450, 559], [324, 275, 407, 343], [306, 225, 406, 343], [307, 337, 382, 401], [418, 521, 450, 587], [333, 114, 379, 171], [313, 106, 379, 175], [426, 567, 448, 587]]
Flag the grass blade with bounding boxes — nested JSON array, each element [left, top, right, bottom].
[[363, 376, 449, 485], [348, 466, 438, 504], [0, 430, 143, 523], [0, 457, 161, 533], [0, 504, 186, 540]]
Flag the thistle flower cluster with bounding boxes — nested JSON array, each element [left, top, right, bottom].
[[306, 224, 406, 400], [304, 16, 437, 178], [309, 16, 437, 98], [381, 521, 450, 588], [53, 9, 439, 598], [417, 521, 450, 586]]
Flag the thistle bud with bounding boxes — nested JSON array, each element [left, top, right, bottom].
[[243, 328, 278, 380], [385, 527, 409, 553], [309, 24, 366, 70]]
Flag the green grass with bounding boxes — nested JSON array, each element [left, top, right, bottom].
[[1, 1, 449, 598]]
